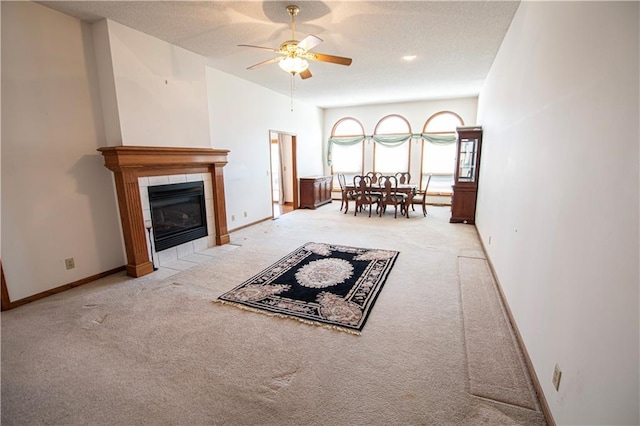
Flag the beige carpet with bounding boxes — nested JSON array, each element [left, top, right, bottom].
[[459, 256, 539, 410], [1, 205, 546, 425]]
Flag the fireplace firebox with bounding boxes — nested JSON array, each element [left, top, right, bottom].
[[148, 181, 207, 251]]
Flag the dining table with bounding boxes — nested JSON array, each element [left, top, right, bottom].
[[344, 182, 417, 217]]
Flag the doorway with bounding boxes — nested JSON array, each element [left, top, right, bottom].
[[269, 131, 298, 219]]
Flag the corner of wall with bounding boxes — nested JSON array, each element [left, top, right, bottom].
[[91, 19, 122, 147]]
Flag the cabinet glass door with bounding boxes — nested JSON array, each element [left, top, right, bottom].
[[457, 137, 478, 182]]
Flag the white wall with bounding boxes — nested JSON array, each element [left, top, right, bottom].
[[1, 1, 125, 300], [94, 19, 211, 148], [206, 67, 324, 229], [0, 1, 3, 262], [93, 19, 325, 233], [1, 2, 325, 301], [91, 20, 121, 147], [476, 2, 639, 424]]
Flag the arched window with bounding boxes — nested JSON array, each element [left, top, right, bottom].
[[424, 111, 463, 132], [422, 111, 464, 194], [329, 117, 365, 190], [373, 114, 411, 174]]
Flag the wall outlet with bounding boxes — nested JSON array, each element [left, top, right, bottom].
[[65, 258, 75, 270], [552, 364, 562, 391], [243, 211, 247, 218], [488, 236, 492, 245], [231, 215, 235, 221]]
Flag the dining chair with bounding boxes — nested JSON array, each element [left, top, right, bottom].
[[366, 171, 383, 185], [336, 173, 354, 214], [395, 172, 411, 184], [410, 174, 432, 216], [353, 175, 379, 217], [377, 175, 408, 218]]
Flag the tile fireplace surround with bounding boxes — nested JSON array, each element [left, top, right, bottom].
[[98, 146, 230, 278]]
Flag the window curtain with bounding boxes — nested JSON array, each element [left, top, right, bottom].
[[327, 133, 456, 165], [421, 133, 457, 145], [372, 133, 413, 145], [327, 136, 365, 166]]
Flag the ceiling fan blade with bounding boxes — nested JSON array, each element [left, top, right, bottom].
[[307, 52, 353, 66], [238, 44, 280, 53], [246, 56, 282, 70], [298, 35, 322, 52], [299, 68, 312, 79]]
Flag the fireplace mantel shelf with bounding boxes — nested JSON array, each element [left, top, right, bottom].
[[98, 146, 230, 278]]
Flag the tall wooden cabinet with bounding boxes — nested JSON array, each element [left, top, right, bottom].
[[450, 127, 482, 224], [299, 176, 333, 209]]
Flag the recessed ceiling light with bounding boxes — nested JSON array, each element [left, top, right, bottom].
[[403, 55, 417, 61]]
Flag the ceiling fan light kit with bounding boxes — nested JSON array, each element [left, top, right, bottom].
[[279, 57, 309, 74], [239, 4, 352, 80]]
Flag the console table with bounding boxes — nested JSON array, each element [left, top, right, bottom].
[[299, 176, 333, 209]]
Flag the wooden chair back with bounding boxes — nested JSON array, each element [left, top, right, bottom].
[[411, 174, 432, 216], [395, 172, 411, 184], [366, 171, 383, 185], [378, 175, 407, 218], [353, 175, 377, 217], [336, 173, 348, 212], [422, 174, 432, 194]]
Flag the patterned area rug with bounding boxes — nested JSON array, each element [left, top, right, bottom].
[[215, 242, 399, 334]]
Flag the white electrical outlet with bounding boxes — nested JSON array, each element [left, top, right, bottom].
[[552, 364, 562, 391], [231, 215, 235, 221], [65, 258, 75, 270], [243, 211, 247, 218]]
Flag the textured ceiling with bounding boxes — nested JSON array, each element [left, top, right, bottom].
[[39, 1, 520, 108]]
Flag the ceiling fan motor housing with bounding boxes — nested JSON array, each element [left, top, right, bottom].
[[280, 40, 304, 56]]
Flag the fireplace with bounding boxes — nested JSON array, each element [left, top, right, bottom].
[[98, 146, 229, 278], [149, 181, 207, 251]]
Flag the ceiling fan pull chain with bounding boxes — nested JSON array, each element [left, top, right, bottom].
[[290, 74, 294, 111]]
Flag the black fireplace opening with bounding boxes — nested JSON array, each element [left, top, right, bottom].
[[149, 181, 208, 252]]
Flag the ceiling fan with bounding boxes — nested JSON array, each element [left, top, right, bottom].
[[239, 5, 352, 80]]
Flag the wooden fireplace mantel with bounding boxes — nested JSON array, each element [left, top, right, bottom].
[[98, 146, 230, 278]]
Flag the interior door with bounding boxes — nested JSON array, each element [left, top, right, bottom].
[[269, 131, 298, 218]]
